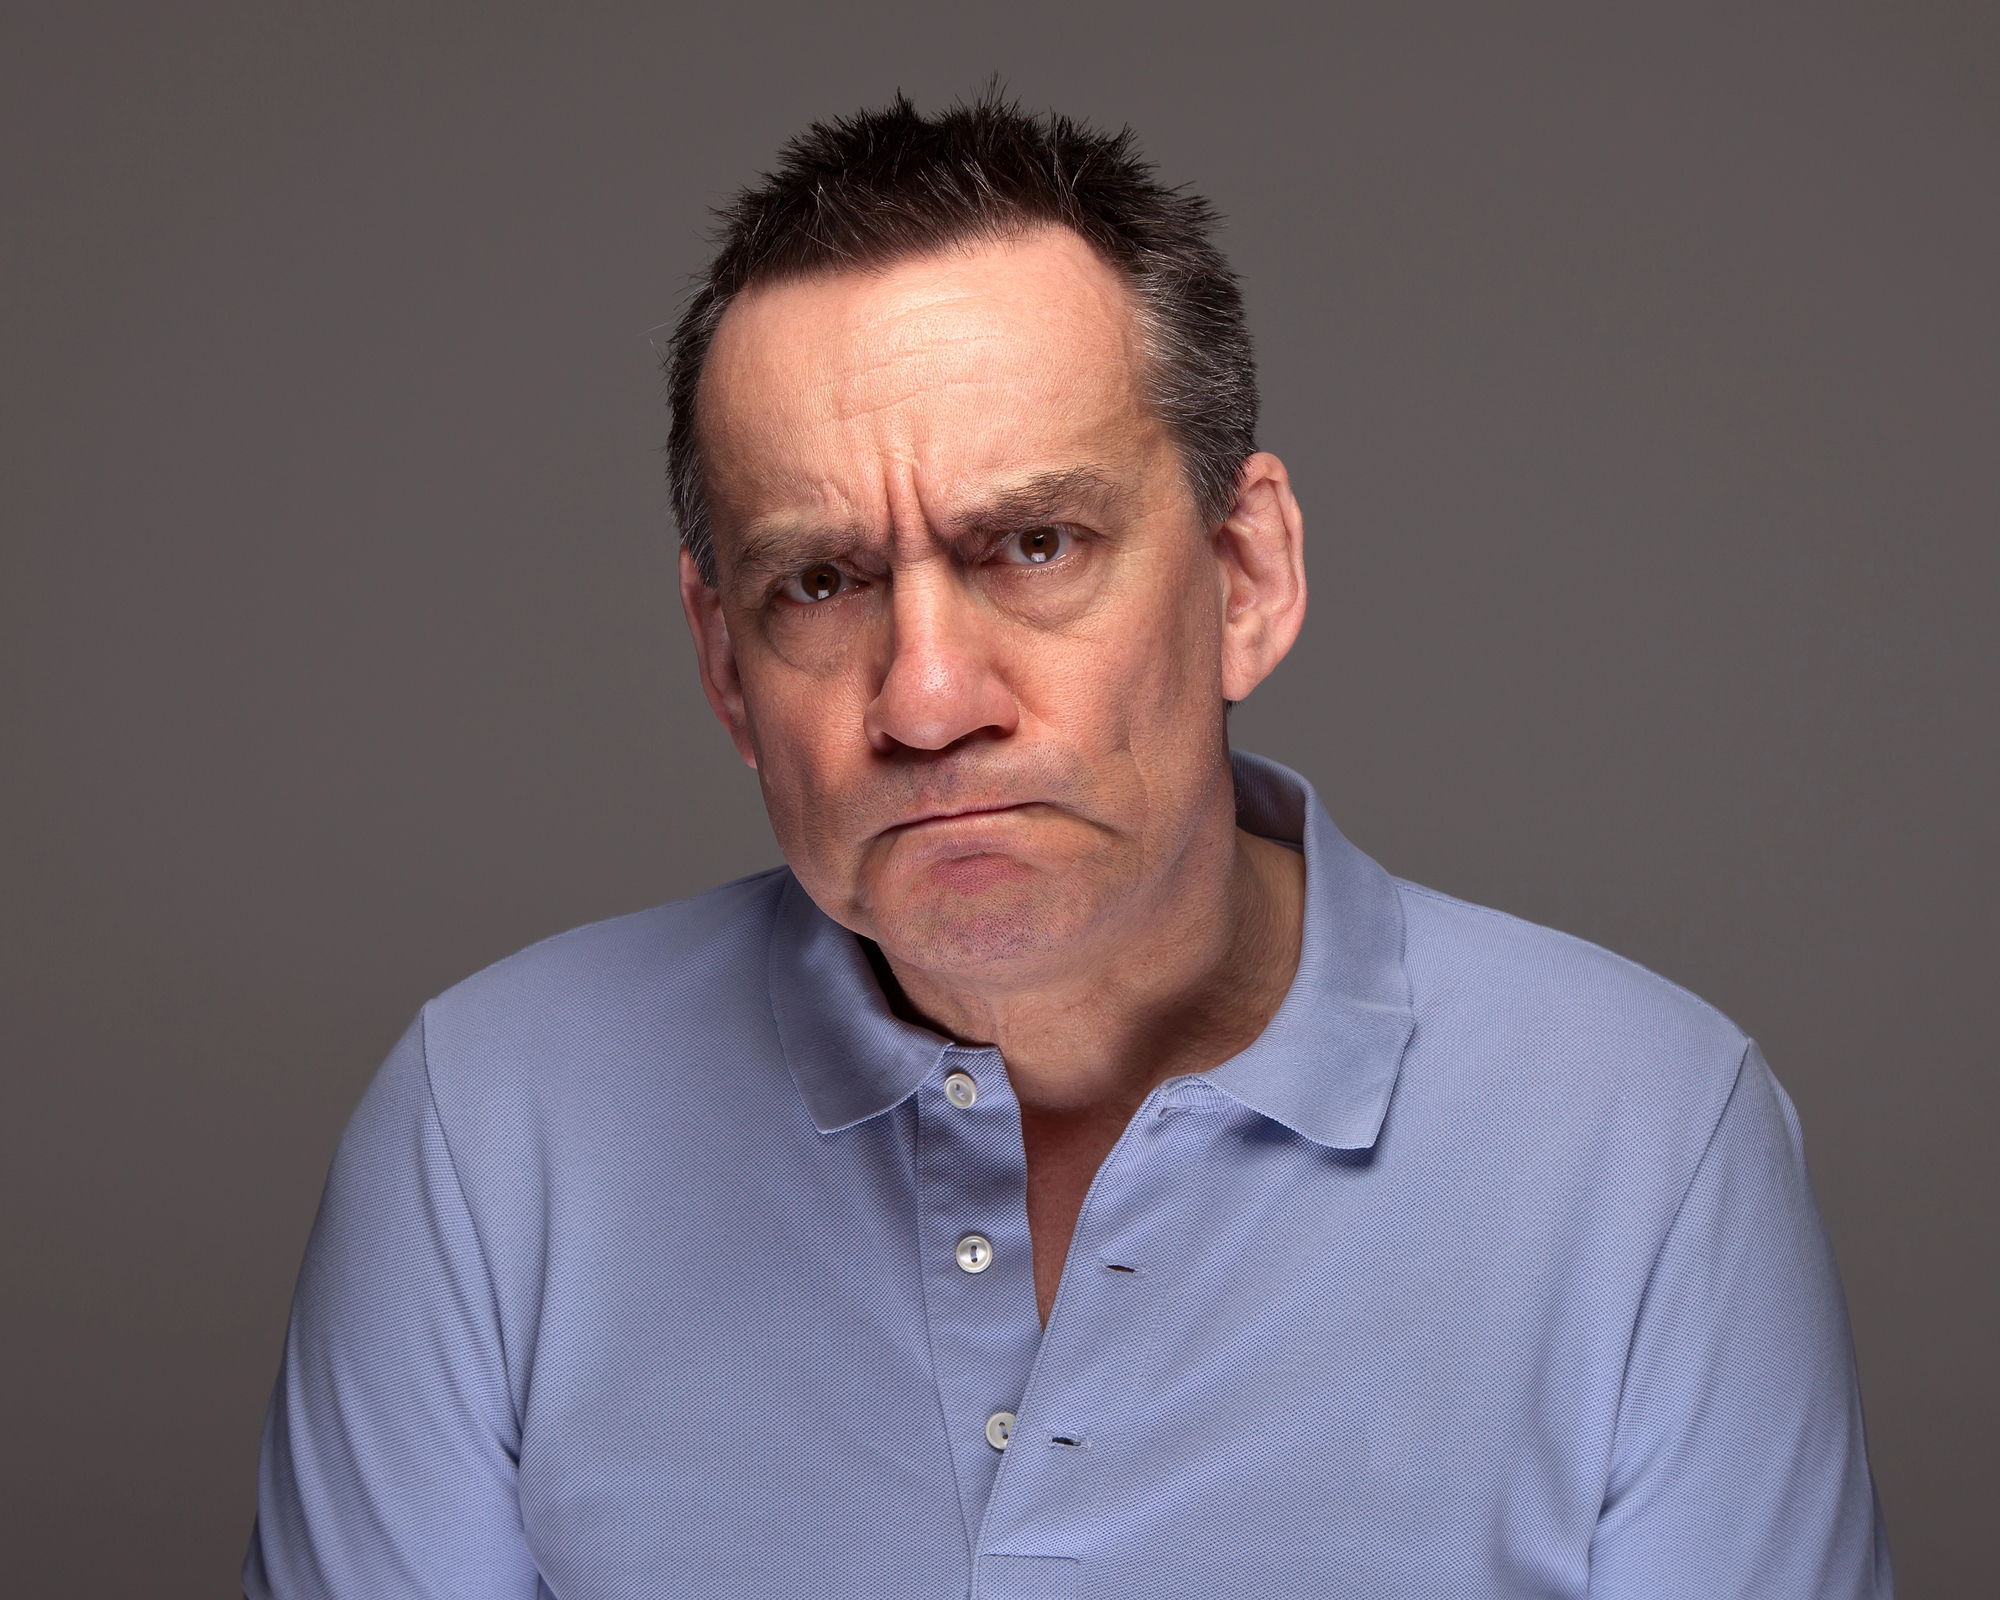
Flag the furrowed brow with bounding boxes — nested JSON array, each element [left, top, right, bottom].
[[946, 467, 1129, 544], [724, 519, 871, 587], [720, 467, 1126, 582]]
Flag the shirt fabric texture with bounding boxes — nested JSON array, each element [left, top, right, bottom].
[[246, 752, 1890, 1599]]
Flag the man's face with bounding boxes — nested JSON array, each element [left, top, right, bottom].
[[687, 229, 1265, 983]]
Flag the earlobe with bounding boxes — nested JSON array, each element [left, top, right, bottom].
[[678, 547, 760, 768], [1214, 452, 1308, 703]]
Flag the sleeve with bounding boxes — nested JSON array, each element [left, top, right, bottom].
[[243, 1013, 542, 1599], [1589, 1040, 1893, 1598]]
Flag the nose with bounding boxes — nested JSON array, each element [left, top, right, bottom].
[[863, 567, 1019, 754]]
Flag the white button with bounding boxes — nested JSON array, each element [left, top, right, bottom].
[[985, 1410, 1016, 1450], [955, 1233, 994, 1273], [943, 1071, 978, 1108]]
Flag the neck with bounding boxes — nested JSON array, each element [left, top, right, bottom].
[[882, 797, 1307, 1121]]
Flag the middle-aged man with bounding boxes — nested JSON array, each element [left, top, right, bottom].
[[246, 94, 1890, 1598]]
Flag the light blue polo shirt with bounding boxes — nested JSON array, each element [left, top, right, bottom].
[[246, 752, 1888, 1598]]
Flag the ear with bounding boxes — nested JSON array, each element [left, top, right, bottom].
[[678, 547, 759, 768], [1213, 452, 1308, 702]]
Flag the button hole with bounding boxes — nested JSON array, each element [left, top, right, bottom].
[[1052, 1434, 1083, 1447], [1103, 1262, 1138, 1273]]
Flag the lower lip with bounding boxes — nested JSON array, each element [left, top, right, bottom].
[[887, 808, 1043, 881]]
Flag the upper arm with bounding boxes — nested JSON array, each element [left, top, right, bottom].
[[244, 1013, 541, 1600], [1590, 1042, 1891, 1598]]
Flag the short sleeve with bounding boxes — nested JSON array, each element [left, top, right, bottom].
[[1590, 1041, 1892, 1597], [243, 1014, 541, 1599]]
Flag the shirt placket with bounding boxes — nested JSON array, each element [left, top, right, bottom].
[[914, 1044, 1046, 1553], [966, 1083, 1210, 1600]]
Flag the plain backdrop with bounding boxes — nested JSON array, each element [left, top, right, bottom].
[[3, 3, 1994, 1594]]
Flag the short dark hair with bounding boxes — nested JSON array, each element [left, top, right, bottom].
[[665, 89, 1258, 584]]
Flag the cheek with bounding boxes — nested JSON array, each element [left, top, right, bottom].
[[1072, 550, 1224, 728], [739, 665, 871, 842]]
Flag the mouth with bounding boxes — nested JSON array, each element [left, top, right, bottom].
[[887, 801, 1037, 834]]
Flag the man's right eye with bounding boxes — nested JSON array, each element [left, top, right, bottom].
[[782, 563, 847, 603]]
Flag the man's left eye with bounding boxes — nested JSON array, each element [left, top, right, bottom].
[[1000, 526, 1074, 566]]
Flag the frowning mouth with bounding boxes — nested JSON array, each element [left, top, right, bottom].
[[886, 802, 1038, 834]]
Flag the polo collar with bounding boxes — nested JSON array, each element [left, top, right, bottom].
[[767, 870, 955, 1134], [1205, 750, 1416, 1149], [767, 751, 1415, 1150]]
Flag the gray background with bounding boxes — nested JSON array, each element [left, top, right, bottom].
[[3, 3, 1993, 1594]]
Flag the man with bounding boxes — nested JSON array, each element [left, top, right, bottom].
[[246, 94, 1889, 1598]]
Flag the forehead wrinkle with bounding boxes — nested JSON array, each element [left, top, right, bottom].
[[822, 331, 1081, 427], [828, 369, 1033, 428]]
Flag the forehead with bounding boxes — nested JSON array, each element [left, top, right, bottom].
[[697, 229, 1158, 540]]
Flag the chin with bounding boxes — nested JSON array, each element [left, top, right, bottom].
[[873, 875, 1101, 979]]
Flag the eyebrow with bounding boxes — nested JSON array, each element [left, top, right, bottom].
[[944, 467, 1129, 545], [724, 466, 1130, 586], [726, 519, 872, 588]]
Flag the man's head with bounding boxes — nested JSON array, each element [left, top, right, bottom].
[[671, 93, 1306, 990]]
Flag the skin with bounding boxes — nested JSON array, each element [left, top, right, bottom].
[[680, 227, 1309, 1322]]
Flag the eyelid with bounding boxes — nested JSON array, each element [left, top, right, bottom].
[[989, 523, 1080, 567], [774, 558, 866, 606]]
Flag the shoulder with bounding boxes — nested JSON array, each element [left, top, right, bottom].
[[414, 867, 793, 1111], [1390, 879, 1750, 1137], [432, 866, 789, 1014]]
